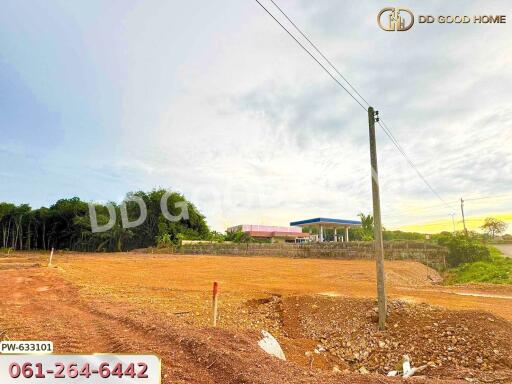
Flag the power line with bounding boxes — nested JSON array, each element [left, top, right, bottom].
[[462, 193, 512, 202], [267, 0, 371, 108], [383, 211, 458, 220], [399, 221, 458, 228], [384, 193, 512, 218], [254, 0, 454, 212], [378, 120, 455, 210], [381, 200, 457, 216], [382, 201, 464, 218], [383, 192, 512, 221], [253, 0, 367, 111]]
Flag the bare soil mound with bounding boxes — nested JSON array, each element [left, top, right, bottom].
[[277, 295, 512, 383], [0, 268, 458, 384], [3, 255, 511, 383]]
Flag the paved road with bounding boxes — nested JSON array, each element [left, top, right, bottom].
[[494, 244, 512, 257]]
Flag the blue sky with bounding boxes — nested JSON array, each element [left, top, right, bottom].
[[1, 0, 511, 231]]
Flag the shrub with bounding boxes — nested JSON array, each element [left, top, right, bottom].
[[445, 236, 490, 267], [225, 230, 253, 243], [383, 230, 425, 241], [156, 233, 174, 248], [447, 254, 512, 284], [0, 247, 14, 255]]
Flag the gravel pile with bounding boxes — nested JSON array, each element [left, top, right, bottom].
[[280, 296, 512, 383]]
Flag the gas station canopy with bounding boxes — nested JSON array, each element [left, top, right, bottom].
[[289, 217, 362, 242]]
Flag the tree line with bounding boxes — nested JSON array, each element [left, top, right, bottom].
[[0, 189, 209, 252]]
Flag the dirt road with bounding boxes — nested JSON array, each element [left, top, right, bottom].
[[1, 252, 511, 383], [0, 263, 457, 383], [494, 244, 512, 257]]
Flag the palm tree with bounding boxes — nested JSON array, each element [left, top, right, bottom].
[[358, 213, 374, 240]]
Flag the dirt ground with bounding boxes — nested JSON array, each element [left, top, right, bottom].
[[1, 252, 512, 383]]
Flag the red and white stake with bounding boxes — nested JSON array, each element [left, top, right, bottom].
[[212, 281, 219, 327]]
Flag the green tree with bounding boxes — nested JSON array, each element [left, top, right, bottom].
[[0, 203, 16, 248], [480, 217, 507, 239], [225, 229, 253, 243], [383, 230, 425, 241], [208, 231, 225, 242], [358, 212, 374, 240], [435, 232, 491, 267], [0, 188, 212, 252], [12, 204, 31, 250]]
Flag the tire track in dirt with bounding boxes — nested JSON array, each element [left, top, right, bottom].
[[0, 266, 461, 384], [0, 267, 280, 383], [88, 308, 217, 383], [83, 292, 464, 384], [0, 268, 216, 383]]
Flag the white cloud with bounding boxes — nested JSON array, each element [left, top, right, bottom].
[[3, 0, 511, 231], [106, 0, 512, 230]]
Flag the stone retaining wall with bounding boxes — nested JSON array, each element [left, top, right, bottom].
[[173, 241, 448, 270]]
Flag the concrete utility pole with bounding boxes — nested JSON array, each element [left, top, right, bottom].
[[460, 198, 468, 236], [367, 106, 386, 330]]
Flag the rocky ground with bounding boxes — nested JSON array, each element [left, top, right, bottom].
[[0, 267, 463, 384], [247, 295, 512, 383], [1, 253, 512, 383]]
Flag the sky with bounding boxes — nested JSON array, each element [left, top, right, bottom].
[[1, 0, 511, 233]]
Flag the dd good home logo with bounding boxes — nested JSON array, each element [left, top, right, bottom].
[[378, 7, 414, 31]]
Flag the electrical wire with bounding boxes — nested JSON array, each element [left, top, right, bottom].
[[254, 0, 459, 213], [377, 120, 455, 210], [253, 0, 367, 111], [268, 0, 371, 108], [462, 193, 512, 202]]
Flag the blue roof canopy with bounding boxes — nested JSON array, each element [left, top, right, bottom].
[[290, 217, 362, 227]]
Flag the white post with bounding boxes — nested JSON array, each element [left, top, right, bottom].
[[319, 225, 324, 242], [48, 247, 54, 267], [334, 228, 338, 242], [345, 227, 349, 242]]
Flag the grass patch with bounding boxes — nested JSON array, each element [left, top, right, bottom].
[[445, 246, 512, 284], [487, 245, 504, 258]]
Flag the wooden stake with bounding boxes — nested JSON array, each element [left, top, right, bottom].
[[212, 281, 219, 327], [48, 247, 54, 267]]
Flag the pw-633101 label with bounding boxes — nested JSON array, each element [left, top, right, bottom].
[[0, 341, 53, 354]]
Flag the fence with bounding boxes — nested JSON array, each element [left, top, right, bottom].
[[171, 241, 448, 270]]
